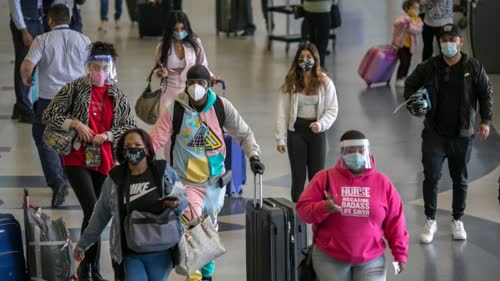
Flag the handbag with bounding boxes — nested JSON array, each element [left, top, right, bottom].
[[293, 5, 305, 19], [175, 204, 226, 276], [43, 87, 78, 155], [135, 67, 162, 125], [123, 168, 182, 253], [298, 171, 333, 281]]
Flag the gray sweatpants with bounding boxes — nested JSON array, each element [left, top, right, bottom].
[[312, 246, 387, 281]]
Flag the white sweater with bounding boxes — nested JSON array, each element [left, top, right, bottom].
[[275, 75, 338, 146]]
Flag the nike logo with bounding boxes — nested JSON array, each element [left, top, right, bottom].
[[126, 183, 158, 202]]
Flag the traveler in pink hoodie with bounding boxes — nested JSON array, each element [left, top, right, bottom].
[[296, 130, 409, 281], [393, 0, 423, 87]]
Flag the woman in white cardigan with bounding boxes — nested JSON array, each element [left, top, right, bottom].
[[275, 43, 338, 202]]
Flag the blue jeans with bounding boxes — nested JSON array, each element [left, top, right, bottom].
[[100, 0, 123, 21], [125, 250, 174, 281], [312, 246, 387, 281], [32, 98, 68, 193]]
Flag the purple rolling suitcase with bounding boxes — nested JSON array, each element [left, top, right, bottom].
[[358, 45, 398, 86], [224, 134, 246, 196]]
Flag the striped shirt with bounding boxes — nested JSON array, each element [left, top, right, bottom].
[[25, 24, 91, 99]]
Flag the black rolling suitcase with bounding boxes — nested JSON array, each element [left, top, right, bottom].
[[245, 175, 307, 281], [215, 0, 247, 36], [137, 0, 171, 38]]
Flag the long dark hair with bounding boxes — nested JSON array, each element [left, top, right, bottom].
[[159, 10, 199, 65], [280, 43, 324, 94], [88, 41, 118, 61], [116, 128, 156, 164]]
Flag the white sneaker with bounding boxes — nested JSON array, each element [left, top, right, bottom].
[[420, 219, 437, 243], [396, 79, 405, 87], [451, 220, 467, 240]]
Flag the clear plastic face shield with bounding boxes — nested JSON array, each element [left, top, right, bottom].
[[85, 55, 117, 85], [340, 139, 372, 170]]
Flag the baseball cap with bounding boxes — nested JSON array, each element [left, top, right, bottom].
[[186, 64, 211, 82], [439, 24, 460, 38]]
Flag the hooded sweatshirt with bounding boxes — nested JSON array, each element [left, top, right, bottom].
[[296, 157, 409, 264]]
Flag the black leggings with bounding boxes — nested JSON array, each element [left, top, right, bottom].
[[65, 166, 107, 268], [422, 23, 441, 61], [397, 47, 412, 79], [303, 11, 331, 68], [287, 118, 326, 202]]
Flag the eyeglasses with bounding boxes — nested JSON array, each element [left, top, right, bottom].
[[186, 79, 209, 88]]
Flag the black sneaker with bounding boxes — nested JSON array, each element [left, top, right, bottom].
[[51, 183, 69, 208], [18, 113, 33, 124], [11, 107, 20, 120]]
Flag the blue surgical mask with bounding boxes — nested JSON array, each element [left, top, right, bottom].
[[440, 42, 459, 58], [342, 153, 366, 170], [173, 30, 188, 40]]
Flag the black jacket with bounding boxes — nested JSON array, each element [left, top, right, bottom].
[[404, 53, 493, 137]]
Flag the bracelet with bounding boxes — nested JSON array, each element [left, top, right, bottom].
[[75, 121, 81, 130]]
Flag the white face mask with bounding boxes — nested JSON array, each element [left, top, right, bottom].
[[187, 84, 207, 101]]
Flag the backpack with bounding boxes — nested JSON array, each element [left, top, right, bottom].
[[170, 96, 226, 163]]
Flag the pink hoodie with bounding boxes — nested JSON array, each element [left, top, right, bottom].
[[392, 15, 423, 54], [296, 157, 409, 264]]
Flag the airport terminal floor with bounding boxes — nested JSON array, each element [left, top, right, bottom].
[[0, 0, 499, 280]]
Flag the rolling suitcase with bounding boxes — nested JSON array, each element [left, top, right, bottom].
[[215, 0, 247, 36], [358, 45, 398, 86], [137, 0, 169, 38], [24, 190, 77, 281], [0, 213, 28, 280], [246, 175, 307, 281], [224, 134, 246, 196]]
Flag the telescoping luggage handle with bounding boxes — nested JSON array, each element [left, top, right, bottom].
[[253, 174, 263, 209], [213, 79, 226, 97]]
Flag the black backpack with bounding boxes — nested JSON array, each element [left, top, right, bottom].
[[170, 96, 226, 163]]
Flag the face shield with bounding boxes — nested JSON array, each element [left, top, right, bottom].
[[340, 139, 372, 170], [85, 55, 117, 85]]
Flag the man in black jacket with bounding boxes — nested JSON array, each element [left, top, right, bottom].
[[404, 23, 493, 244]]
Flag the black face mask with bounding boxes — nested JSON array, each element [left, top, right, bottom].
[[298, 59, 315, 71], [123, 147, 147, 165]]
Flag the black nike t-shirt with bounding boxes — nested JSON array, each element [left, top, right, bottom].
[[121, 167, 165, 254]]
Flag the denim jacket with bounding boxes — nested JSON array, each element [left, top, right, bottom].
[[75, 160, 188, 264]]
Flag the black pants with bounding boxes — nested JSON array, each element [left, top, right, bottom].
[[9, 19, 43, 116], [421, 128, 473, 220], [304, 11, 331, 68], [422, 23, 441, 62], [396, 47, 412, 80], [65, 166, 107, 268], [287, 118, 326, 202]]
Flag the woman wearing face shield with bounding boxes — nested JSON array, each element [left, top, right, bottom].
[[43, 41, 136, 281], [296, 130, 409, 281], [275, 43, 338, 203], [153, 10, 220, 108]]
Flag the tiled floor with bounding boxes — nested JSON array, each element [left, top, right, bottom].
[[0, 0, 498, 280]]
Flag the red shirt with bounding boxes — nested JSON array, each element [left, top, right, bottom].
[[63, 84, 115, 175]]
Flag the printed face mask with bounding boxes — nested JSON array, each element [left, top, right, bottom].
[[440, 42, 459, 58], [187, 84, 207, 101], [298, 59, 315, 71], [90, 70, 108, 86], [342, 153, 366, 170], [123, 147, 147, 165], [174, 30, 188, 40]]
